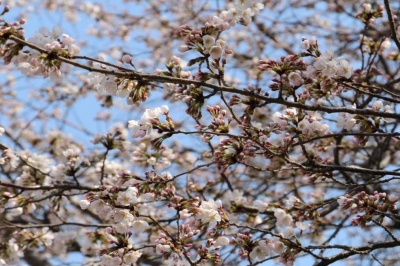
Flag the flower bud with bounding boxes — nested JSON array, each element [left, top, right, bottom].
[[121, 54, 132, 63]]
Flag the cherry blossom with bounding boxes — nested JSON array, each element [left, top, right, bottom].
[[0, 1, 399, 266], [196, 199, 222, 226]]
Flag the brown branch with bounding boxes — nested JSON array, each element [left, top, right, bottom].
[[339, 81, 400, 103], [313, 240, 400, 266], [0, 181, 103, 191], [384, 0, 400, 51], [295, 132, 400, 146], [7, 35, 400, 121], [303, 164, 400, 177], [0, 221, 112, 229]]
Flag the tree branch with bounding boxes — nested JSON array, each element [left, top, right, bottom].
[[384, 0, 400, 51]]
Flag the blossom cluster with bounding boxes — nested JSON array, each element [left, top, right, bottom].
[[11, 26, 80, 81], [300, 37, 354, 80], [213, 0, 265, 27], [87, 60, 142, 102], [179, 1, 264, 62], [311, 49, 353, 79], [50, 147, 85, 182], [258, 37, 354, 105], [356, 3, 384, 25], [195, 198, 223, 226], [0, 149, 19, 168], [337, 104, 357, 130], [100, 249, 142, 266], [338, 191, 399, 227], [214, 137, 256, 173], [78, 178, 230, 265], [131, 140, 176, 170], [336, 100, 393, 134], [127, 105, 171, 138], [371, 100, 393, 116], [78, 186, 153, 265], [0, 240, 20, 265], [222, 194, 313, 263], [272, 108, 330, 138], [199, 105, 231, 142], [245, 199, 312, 265], [178, 24, 232, 61], [249, 238, 287, 263]]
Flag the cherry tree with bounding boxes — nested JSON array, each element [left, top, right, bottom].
[[1, 0, 400, 265]]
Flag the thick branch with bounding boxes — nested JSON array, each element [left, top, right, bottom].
[[0, 222, 112, 229], [313, 240, 400, 266], [0, 181, 103, 191], [7, 35, 400, 121], [303, 164, 400, 177]]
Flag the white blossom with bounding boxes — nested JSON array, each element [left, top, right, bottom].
[[2, 149, 19, 168], [215, 236, 230, 246], [274, 208, 293, 227], [178, 45, 190, 53], [372, 101, 383, 111], [286, 196, 300, 208], [79, 200, 91, 210], [124, 250, 142, 264], [132, 220, 150, 233], [363, 3, 371, 13], [249, 246, 269, 261], [100, 254, 113, 266], [202, 35, 215, 48], [388, 195, 399, 202], [196, 199, 222, 226], [300, 39, 310, 49], [296, 221, 311, 231], [336, 59, 353, 79], [283, 226, 295, 237], [209, 45, 224, 60], [116, 187, 138, 206], [156, 244, 171, 253], [254, 199, 269, 212], [288, 72, 304, 86]]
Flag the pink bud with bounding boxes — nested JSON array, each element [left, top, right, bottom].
[[121, 54, 132, 63]]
